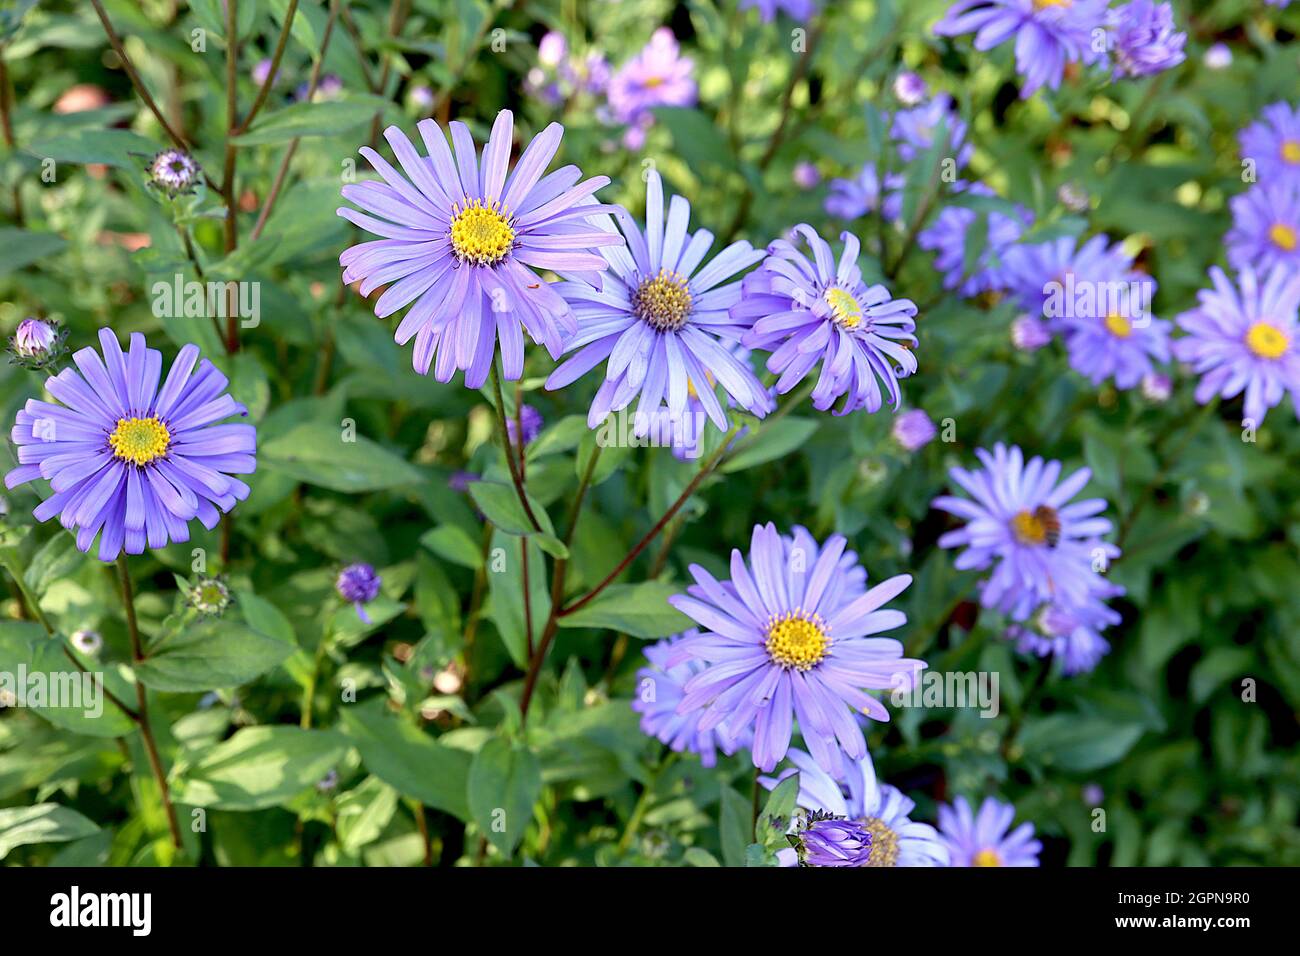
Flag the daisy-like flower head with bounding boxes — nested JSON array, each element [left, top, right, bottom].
[[932, 443, 1118, 620], [1056, 272, 1172, 390], [917, 188, 1034, 296], [1006, 578, 1122, 675], [338, 110, 622, 388], [938, 795, 1041, 866], [893, 71, 928, 106], [933, 0, 1109, 98], [1107, 0, 1185, 78], [1226, 181, 1300, 275], [544, 170, 773, 436], [632, 632, 753, 768], [1239, 102, 1300, 188], [667, 523, 924, 773], [606, 28, 696, 125], [148, 148, 199, 195], [890, 93, 973, 170], [1172, 266, 1300, 425], [337, 562, 381, 623], [738, 225, 919, 416], [824, 165, 886, 221], [1000, 233, 1136, 332], [4, 329, 256, 562], [791, 811, 873, 867], [763, 748, 950, 867]]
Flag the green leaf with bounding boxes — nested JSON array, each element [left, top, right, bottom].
[[338, 700, 471, 821], [335, 776, 399, 854], [0, 228, 66, 276], [720, 418, 819, 473], [487, 531, 549, 666], [719, 786, 753, 867], [0, 804, 99, 860], [467, 736, 542, 856], [260, 421, 424, 492], [420, 524, 485, 569], [135, 618, 294, 692], [233, 97, 390, 146], [558, 582, 690, 639], [174, 726, 349, 810], [467, 480, 568, 558], [26, 128, 159, 169], [1017, 714, 1145, 773]]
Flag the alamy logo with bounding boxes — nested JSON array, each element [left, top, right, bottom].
[[151, 272, 261, 329], [1041, 273, 1152, 327], [49, 886, 152, 936], [0, 666, 103, 719]]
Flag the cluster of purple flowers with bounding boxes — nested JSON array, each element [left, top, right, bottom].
[[524, 32, 611, 108]]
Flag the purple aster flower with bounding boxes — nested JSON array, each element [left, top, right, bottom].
[[1011, 314, 1052, 351], [337, 562, 381, 623], [738, 225, 919, 415], [917, 190, 1033, 296], [1057, 272, 1172, 390], [296, 73, 341, 102], [607, 28, 696, 125], [1172, 266, 1300, 425], [932, 444, 1118, 621], [544, 170, 772, 437], [1107, 1, 1186, 78], [1203, 42, 1232, 70], [938, 795, 1041, 866], [505, 404, 544, 446], [890, 94, 973, 169], [10, 318, 64, 370], [1240, 102, 1300, 188], [1226, 182, 1300, 275], [892, 409, 937, 451], [792, 812, 873, 867], [1000, 233, 1137, 332], [1006, 579, 1121, 675], [251, 58, 279, 87], [149, 148, 198, 195], [667, 523, 923, 773], [632, 632, 752, 767], [1141, 370, 1171, 402], [739, 0, 819, 22], [338, 110, 621, 388], [763, 748, 950, 867], [893, 71, 928, 106], [792, 161, 821, 190], [824, 165, 883, 220], [933, 0, 1109, 98], [538, 31, 567, 68], [4, 329, 256, 561]]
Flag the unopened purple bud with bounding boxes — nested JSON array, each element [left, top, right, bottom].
[[795, 814, 873, 867], [792, 161, 821, 190], [892, 409, 937, 451], [893, 71, 927, 106], [1011, 315, 1051, 352], [337, 562, 381, 623], [14, 318, 56, 357]]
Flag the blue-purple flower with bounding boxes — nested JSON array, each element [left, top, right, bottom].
[[607, 28, 696, 125], [932, 444, 1117, 621], [337, 562, 381, 623], [933, 0, 1109, 98], [5, 329, 256, 561], [738, 225, 919, 415], [1172, 266, 1300, 425], [892, 409, 937, 451], [791, 812, 873, 867], [893, 71, 928, 106], [1239, 102, 1300, 188], [633, 632, 753, 767], [938, 795, 1041, 866], [918, 190, 1033, 296], [544, 169, 772, 435], [505, 404, 544, 447], [1057, 275, 1172, 390], [824, 165, 884, 220], [1006, 578, 1122, 675], [1107, 0, 1186, 78], [890, 94, 973, 169], [764, 748, 950, 866], [1226, 182, 1300, 275], [739, 0, 819, 22], [667, 523, 923, 773], [338, 111, 621, 388]]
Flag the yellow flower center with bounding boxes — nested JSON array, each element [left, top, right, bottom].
[[1011, 507, 1057, 546], [1282, 140, 1300, 165], [824, 286, 863, 329], [108, 416, 171, 466], [1269, 223, 1298, 253], [1245, 320, 1290, 360], [632, 269, 693, 331], [449, 199, 515, 266], [972, 848, 1003, 867], [643, 75, 664, 89], [764, 613, 829, 670], [1104, 313, 1133, 339], [861, 818, 900, 867], [1033, 0, 1071, 8]]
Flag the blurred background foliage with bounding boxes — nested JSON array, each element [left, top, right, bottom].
[[0, 0, 1297, 867]]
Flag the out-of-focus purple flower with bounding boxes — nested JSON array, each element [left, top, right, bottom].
[[252, 58, 279, 87], [1203, 42, 1232, 70], [505, 404, 544, 447], [1107, 1, 1186, 78], [544, 169, 771, 438], [1141, 370, 1171, 402], [337, 110, 620, 388], [337, 562, 381, 623], [893, 71, 927, 106], [1006, 577, 1122, 674], [448, 470, 478, 493], [632, 632, 752, 767], [792, 161, 821, 190], [932, 443, 1119, 621], [938, 795, 1041, 867], [890, 93, 973, 169], [918, 190, 1034, 296], [607, 28, 696, 125], [1059, 285, 1172, 390], [408, 83, 434, 109], [1172, 266, 1300, 425], [667, 523, 923, 773], [560, 50, 612, 96], [1225, 182, 1300, 275], [739, 0, 819, 22], [297, 73, 342, 102], [1000, 233, 1138, 332], [933, 0, 1109, 98], [1082, 783, 1104, 805], [538, 31, 567, 68], [1239, 102, 1300, 188], [738, 225, 919, 415], [824, 165, 882, 220], [793, 812, 873, 867], [1011, 314, 1052, 352], [892, 409, 937, 451]]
